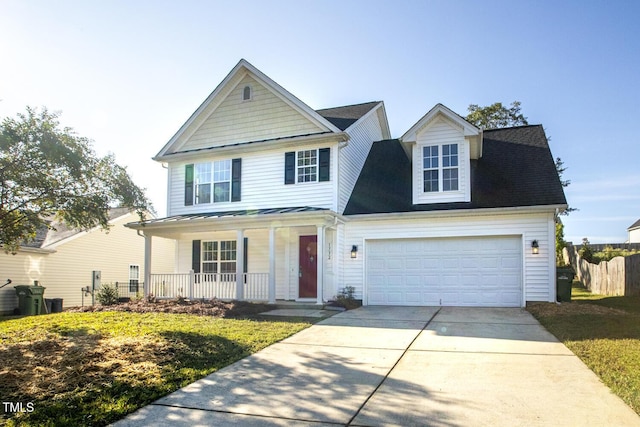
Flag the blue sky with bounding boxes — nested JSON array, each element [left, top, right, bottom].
[[1, 0, 639, 243]]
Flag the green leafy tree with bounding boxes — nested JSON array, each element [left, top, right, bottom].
[[466, 101, 528, 129], [467, 101, 575, 260], [0, 107, 151, 253]]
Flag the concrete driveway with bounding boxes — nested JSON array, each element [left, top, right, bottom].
[[113, 306, 640, 426]]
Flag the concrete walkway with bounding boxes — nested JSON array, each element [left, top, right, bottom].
[[113, 306, 640, 426]]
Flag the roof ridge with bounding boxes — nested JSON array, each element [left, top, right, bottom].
[[315, 100, 381, 112]]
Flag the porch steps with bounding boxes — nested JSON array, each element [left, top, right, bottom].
[[271, 301, 325, 310]]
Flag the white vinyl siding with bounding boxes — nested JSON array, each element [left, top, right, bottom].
[[183, 75, 325, 152], [343, 210, 556, 305], [168, 146, 335, 216], [413, 117, 470, 204], [338, 106, 385, 213], [0, 214, 176, 313]]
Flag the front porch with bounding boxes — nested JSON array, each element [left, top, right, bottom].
[[126, 208, 344, 305], [148, 272, 269, 301]]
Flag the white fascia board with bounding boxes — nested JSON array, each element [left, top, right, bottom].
[[18, 246, 56, 254], [401, 103, 480, 142], [154, 132, 349, 163], [155, 59, 342, 160], [344, 204, 567, 222], [344, 102, 391, 139], [126, 211, 347, 235]]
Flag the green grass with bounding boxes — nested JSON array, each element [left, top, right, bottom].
[[528, 283, 640, 414], [0, 311, 311, 426]]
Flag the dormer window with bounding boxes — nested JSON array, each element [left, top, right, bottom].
[[423, 144, 459, 192], [242, 85, 252, 101]]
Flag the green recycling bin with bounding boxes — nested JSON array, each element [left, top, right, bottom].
[[14, 285, 46, 315], [556, 267, 574, 303]]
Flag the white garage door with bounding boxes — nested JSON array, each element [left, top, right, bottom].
[[366, 236, 522, 307]]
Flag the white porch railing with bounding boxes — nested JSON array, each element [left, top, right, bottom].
[[148, 272, 270, 301]]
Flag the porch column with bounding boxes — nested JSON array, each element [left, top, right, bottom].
[[316, 225, 324, 305], [268, 227, 276, 304], [143, 234, 152, 297], [236, 229, 244, 300]]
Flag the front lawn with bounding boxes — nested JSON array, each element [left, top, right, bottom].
[[0, 310, 311, 426], [528, 284, 640, 415]]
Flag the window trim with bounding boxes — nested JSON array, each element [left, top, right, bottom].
[[201, 240, 237, 275], [191, 159, 237, 205], [284, 148, 330, 185], [129, 264, 140, 293], [422, 143, 459, 193], [296, 149, 318, 183]]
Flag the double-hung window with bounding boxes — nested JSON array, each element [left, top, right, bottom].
[[297, 150, 317, 182], [201, 240, 236, 275], [193, 160, 231, 204], [423, 143, 459, 192], [194, 163, 212, 204], [213, 159, 231, 202], [284, 148, 330, 184]]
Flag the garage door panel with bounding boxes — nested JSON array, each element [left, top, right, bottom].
[[366, 236, 522, 307]]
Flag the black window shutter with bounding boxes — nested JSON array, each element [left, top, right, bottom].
[[243, 237, 248, 274], [231, 158, 242, 202], [192, 240, 201, 273], [185, 164, 194, 206], [319, 148, 330, 182], [284, 151, 295, 184]]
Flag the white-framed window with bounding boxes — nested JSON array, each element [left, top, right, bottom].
[[202, 240, 236, 274], [213, 159, 231, 202], [195, 163, 212, 204], [423, 143, 459, 192], [194, 160, 231, 204], [297, 149, 317, 183], [129, 264, 140, 293]]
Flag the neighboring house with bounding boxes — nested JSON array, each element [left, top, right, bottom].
[[0, 208, 175, 313], [125, 59, 567, 307], [629, 219, 640, 243]]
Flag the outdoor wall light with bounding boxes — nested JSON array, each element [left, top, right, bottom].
[[532, 240, 539, 255], [351, 245, 358, 259]]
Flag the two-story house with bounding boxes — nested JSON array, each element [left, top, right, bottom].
[[126, 59, 567, 307]]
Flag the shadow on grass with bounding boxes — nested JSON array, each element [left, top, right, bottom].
[[0, 326, 254, 426]]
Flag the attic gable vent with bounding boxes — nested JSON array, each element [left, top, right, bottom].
[[242, 85, 252, 101]]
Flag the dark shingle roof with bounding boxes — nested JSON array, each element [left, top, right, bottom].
[[344, 125, 567, 215], [629, 219, 640, 231], [316, 102, 380, 130]]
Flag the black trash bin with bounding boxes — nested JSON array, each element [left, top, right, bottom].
[[556, 267, 575, 302], [51, 298, 63, 313], [45, 298, 53, 313]]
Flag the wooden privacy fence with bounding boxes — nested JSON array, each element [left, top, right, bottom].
[[563, 245, 640, 296]]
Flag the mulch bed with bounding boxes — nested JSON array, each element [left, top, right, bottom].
[[65, 298, 273, 318]]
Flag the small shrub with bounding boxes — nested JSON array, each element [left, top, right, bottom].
[[333, 286, 361, 310], [95, 283, 119, 306]]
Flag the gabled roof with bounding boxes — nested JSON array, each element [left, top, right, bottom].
[[154, 59, 344, 160], [22, 207, 135, 249], [344, 125, 567, 215], [401, 103, 480, 141], [629, 219, 640, 231], [316, 101, 382, 131]]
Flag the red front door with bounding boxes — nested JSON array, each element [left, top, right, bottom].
[[299, 235, 317, 298]]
